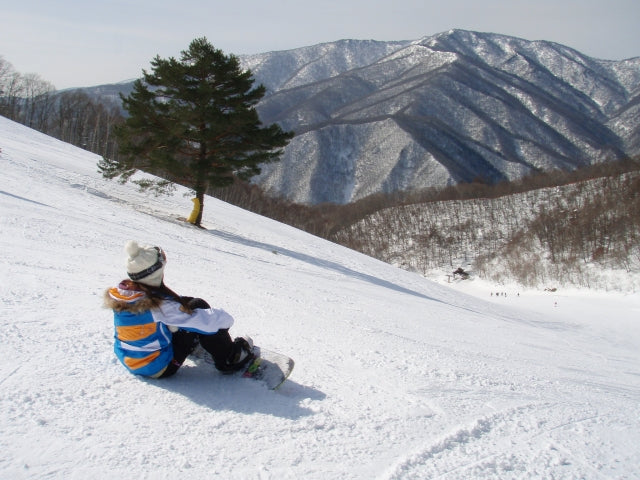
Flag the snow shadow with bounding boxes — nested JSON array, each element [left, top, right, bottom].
[[0, 189, 55, 209], [145, 365, 325, 419], [206, 228, 443, 304]]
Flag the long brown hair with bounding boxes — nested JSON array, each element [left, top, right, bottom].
[[130, 281, 194, 313]]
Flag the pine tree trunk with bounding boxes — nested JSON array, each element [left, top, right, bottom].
[[195, 190, 205, 227]]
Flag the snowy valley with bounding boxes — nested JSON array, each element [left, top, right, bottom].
[[1, 116, 640, 479]]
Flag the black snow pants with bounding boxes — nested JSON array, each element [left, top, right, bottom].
[[157, 296, 241, 378]]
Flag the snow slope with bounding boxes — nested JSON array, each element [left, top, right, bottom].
[[1, 115, 639, 479]]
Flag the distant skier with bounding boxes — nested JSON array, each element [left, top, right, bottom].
[[104, 240, 254, 378]]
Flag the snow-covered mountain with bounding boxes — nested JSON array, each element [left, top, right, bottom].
[[1, 116, 639, 478], [248, 30, 640, 203], [80, 29, 640, 204], [240, 38, 412, 93]]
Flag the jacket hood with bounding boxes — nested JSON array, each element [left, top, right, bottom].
[[104, 285, 159, 313]]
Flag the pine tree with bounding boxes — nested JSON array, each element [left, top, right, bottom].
[[99, 38, 293, 226]]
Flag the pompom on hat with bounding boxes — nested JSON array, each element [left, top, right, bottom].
[[124, 240, 166, 286]]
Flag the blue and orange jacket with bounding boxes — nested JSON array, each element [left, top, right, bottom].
[[105, 282, 234, 377]]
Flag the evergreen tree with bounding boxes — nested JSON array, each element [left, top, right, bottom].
[[99, 37, 293, 226]]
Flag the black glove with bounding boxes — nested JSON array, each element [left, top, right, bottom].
[[181, 296, 211, 310], [188, 297, 210, 310]]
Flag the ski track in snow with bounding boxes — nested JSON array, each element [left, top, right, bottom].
[[1, 116, 640, 479]]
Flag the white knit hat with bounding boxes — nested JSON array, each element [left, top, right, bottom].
[[124, 240, 166, 287]]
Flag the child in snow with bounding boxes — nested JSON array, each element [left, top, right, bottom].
[[104, 240, 254, 378]]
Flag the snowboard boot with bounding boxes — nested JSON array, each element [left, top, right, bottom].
[[224, 336, 255, 373]]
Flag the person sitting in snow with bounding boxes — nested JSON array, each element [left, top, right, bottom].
[[104, 240, 254, 378]]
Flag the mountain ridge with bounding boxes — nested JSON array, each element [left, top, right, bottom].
[[79, 30, 640, 204]]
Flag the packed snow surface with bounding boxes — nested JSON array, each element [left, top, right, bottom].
[[1, 115, 639, 479]]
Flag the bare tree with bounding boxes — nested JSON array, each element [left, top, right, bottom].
[[0, 57, 24, 120], [19, 73, 55, 128]]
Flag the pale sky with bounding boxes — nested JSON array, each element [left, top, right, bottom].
[[1, 0, 639, 89]]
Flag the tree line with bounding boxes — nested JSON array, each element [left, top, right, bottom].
[[1, 56, 122, 158], [332, 159, 640, 290]]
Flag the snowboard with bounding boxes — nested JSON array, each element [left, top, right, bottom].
[[242, 347, 295, 390], [190, 344, 294, 390]]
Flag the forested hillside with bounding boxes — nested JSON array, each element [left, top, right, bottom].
[[0, 56, 122, 158], [334, 160, 640, 290]]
